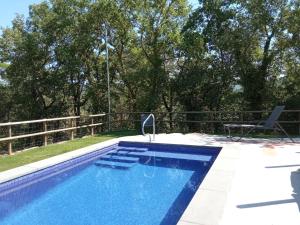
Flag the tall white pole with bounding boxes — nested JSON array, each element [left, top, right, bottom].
[[105, 24, 111, 131]]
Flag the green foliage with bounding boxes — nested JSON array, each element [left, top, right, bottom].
[[0, 0, 299, 123], [182, 0, 300, 110]]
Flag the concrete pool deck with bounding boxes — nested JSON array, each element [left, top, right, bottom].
[[0, 133, 299, 225], [121, 133, 300, 225]]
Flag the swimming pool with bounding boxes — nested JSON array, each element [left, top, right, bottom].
[[0, 141, 220, 225]]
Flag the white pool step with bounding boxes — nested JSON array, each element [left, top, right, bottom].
[[100, 155, 140, 163], [116, 147, 148, 152], [94, 160, 136, 169], [112, 151, 213, 162]]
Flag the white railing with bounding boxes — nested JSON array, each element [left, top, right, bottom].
[[142, 114, 155, 142]]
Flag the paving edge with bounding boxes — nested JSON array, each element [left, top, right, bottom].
[[177, 144, 240, 225]]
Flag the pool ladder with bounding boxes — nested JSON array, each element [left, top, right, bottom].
[[142, 114, 155, 142]]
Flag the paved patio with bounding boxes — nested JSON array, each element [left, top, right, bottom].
[[122, 133, 300, 225]]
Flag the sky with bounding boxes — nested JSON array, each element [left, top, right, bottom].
[[0, 0, 43, 28], [0, 0, 199, 28]]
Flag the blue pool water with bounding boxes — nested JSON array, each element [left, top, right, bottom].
[[0, 142, 220, 225]]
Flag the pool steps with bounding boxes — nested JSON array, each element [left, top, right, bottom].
[[111, 150, 212, 162], [94, 146, 149, 169], [116, 147, 148, 152], [94, 160, 136, 169], [99, 155, 140, 163], [95, 146, 213, 169]]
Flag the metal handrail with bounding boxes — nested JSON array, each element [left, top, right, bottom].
[[142, 114, 155, 142]]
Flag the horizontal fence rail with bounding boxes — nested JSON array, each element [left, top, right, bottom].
[[1, 110, 299, 155], [0, 114, 105, 155], [108, 110, 300, 136]]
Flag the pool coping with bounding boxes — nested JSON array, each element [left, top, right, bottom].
[[0, 135, 238, 225], [177, 143, 240, 225]]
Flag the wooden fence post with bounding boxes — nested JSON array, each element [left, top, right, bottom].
[[298, 112, 300, 136], [8, 125, 12, 155], [70, 119, 74, 140], [241, 112, 244, 135], [120, 113, 123, 129], [91, 118, 94, 136], [43, 121, 48, 146]]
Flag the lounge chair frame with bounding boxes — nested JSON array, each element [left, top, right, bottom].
[[224, 106, 295, 142]]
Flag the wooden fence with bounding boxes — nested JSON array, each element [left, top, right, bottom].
[[0, 114, 105, 155], [0, 110, 299, 155], [109, 110, 300, 134]]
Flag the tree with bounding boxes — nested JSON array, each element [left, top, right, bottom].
[[0, 13, 68, 119], [0, 0, 299, 126], [128, 0, 189, 112], [183, 0, 300, 111]]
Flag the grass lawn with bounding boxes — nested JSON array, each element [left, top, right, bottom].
[[0, 130, 138, 172], [0, 62, 8, 69]]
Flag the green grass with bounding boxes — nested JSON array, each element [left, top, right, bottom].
[[0, 62, 8, 69], [0, 130, 138, 172]]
